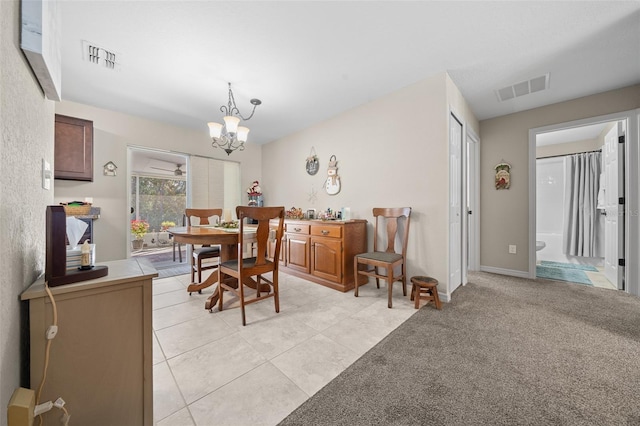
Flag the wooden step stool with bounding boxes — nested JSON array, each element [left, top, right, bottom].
[[410, 276, 442, 310]]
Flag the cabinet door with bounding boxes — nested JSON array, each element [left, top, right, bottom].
[[311, 237, 342, 283], [286, 235, 310, 273], [55, 114, 94, 181], [267, 237, 285, 264]]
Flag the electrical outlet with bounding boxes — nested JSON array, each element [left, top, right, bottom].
[[509, 245, 517, 254]]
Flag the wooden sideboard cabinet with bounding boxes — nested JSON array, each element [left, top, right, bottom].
[[21, 259, 157, 426], [275, 219, 367, 292], [54, 114, 94, 181]]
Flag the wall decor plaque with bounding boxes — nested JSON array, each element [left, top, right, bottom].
[[306, 147, 319, 175], [495, 161, 511, 190]]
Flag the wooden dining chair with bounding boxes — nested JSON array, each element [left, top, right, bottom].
[[217, 206, 285, 326], [354, 207, 412, 308], [185, 208, 222, 285]]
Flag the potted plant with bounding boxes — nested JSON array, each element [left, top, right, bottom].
[[131, 219, 149, 250], [161, 221, 176, 231]]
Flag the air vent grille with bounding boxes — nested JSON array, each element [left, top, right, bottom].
[[82, 40, 119, 70], [495, 73, 549, 102]]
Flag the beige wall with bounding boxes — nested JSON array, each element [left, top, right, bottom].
[[54, 101, 263, 261], [0, 1, 56, 423], [262, 72, 478, 296], [480, 84, 640, 273]]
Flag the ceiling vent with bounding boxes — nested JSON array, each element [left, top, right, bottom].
[[82, 40, 119, 70], [495, 73, 549, 102]]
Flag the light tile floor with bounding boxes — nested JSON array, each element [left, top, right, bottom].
[[152, 271, 418, 425], [586, 266, 618, 290]]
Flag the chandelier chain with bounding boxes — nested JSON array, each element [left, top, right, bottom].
[[220, 82, 258, 121]]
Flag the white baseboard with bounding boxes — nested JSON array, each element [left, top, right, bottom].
[[438, 291, 450, 303], [479, 265, 530, 279]]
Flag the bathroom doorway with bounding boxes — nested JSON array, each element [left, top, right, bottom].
[[531, 116, 629, 291]]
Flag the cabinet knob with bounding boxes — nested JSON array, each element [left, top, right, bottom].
[[321, 230, 329, 235], [294, 227, 301, 232]]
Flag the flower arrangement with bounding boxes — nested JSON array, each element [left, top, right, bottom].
[[131, 219, 149, 240], [160, 221, 176, 231], [247, 180, 262, 196]]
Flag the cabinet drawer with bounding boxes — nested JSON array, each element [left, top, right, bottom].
[[311, 225, 341, 238], [286, 223, 310, 235]]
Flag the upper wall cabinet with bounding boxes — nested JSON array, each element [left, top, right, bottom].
[[55, 114, 94, 181]]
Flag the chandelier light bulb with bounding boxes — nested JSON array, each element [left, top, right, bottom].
[[208, 122, 223, 139], [223, 116, 240, 134], [236, 126, 250, 143]]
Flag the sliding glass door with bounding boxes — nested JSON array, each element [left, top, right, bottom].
[[130, 175, 187, 232]]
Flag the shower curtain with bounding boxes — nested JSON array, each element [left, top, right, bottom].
[[563, 151, 602, 257]]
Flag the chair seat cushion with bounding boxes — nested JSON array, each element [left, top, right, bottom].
[[356, 252, 403, 263], [221, 257, 274, 270], [193, 246, 220, 258]]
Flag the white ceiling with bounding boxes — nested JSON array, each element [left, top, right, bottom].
[[59, 1, 640, 146]]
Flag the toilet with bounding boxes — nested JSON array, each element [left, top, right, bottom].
[[536, 241, 546, 251]]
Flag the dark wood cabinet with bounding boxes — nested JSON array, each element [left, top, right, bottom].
[[54, 114, 94, 181]]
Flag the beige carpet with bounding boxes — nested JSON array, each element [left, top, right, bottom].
[[279, 271, 640, 425]]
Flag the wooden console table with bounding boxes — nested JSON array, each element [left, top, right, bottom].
[[21, 258, 157, 426]]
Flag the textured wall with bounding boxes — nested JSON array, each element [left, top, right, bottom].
[[0, 0, 55, 423]]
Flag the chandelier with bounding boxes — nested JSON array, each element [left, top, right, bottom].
[[208, 82, 261, 155]]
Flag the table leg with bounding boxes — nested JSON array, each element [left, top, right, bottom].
[[187, 271, 218, 294]]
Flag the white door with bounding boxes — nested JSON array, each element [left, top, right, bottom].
[[603, 123, 624, 289], [449, 113, 463, 294]]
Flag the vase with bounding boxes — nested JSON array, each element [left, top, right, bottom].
[[132, 239, 144, 250], [248, 195, 263, 207]]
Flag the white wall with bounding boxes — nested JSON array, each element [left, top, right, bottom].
[[54, 101, 263, 261], [0, 1, 56, 423], [262, 72, 478, 297]]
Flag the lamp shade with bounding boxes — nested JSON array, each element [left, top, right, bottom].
[[236, 126, 250, 142], [208, 122, 223, 138], [223, 116, 240, 134]]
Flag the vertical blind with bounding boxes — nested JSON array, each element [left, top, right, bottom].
[[190, 156, 241, 215]]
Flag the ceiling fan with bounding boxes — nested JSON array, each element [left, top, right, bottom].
[[150, 163, 185, 176]]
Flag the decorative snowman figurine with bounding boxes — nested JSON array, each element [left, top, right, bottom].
[[325, 155, 341, 195]]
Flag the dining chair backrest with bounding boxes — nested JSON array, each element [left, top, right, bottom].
[[372, 207, 412, 256], [236, 206, 285, 268], [185, 208, 222, 226]]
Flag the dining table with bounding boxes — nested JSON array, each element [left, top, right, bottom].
[[168, 225, 267, 311]]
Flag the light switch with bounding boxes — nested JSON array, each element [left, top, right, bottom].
[[509, 245, 517, 254], [42, 159, 52, 190]]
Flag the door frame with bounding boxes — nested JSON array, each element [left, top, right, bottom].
[[127, 145, 190, 257], [527, 109, 640, 296], [466, 126, 481, 272]]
